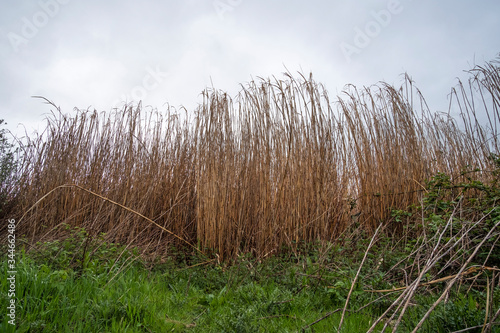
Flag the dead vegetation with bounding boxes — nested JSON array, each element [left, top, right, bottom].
[[6, 57, 499, 264]]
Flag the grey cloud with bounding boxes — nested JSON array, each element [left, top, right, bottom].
[[0, 0, 499, 137]]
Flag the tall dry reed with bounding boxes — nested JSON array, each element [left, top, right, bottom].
[[7, 57, 499, 260]]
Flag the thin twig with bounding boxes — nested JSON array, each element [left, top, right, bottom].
[[258, 314, 303, 321], [301, 309, 342, 332], [366, 266, 499, 293], [338, 223, 382, 332], [450, 322, 500, 333], [411, 214, 500, 333]]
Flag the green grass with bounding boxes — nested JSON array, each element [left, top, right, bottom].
[[0, 242, 379, 332], [1, 230, 498, 332]]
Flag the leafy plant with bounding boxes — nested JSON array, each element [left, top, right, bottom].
[[0, 119, 18, 216]]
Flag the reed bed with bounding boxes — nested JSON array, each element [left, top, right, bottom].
[[6, 58, 499, 261]]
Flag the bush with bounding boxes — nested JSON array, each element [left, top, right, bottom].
[[0, 119, 18, 216]]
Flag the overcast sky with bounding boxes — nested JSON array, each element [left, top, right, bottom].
[[1, 0, 499, 137]]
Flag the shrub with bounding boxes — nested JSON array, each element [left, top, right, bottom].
[[0, 119, 18, 217]]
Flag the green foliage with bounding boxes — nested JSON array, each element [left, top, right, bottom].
[[402, 292, 492, 333], [391, 208, 412, 223], [1, 231, 498, 332], [0, 119, 18, 215], [390, 155, 500, 266], [29, 225, 134, 277], [0, 231, 395, 332]]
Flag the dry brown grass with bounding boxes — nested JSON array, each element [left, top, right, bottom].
[[7, 57, 500, 261]]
